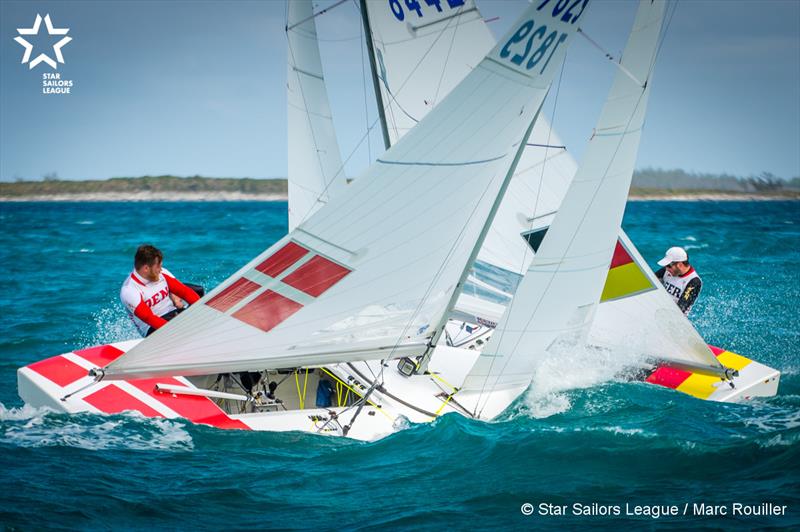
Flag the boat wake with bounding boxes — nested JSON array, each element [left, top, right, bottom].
[[0, 403, 193, 452], [521, 344, 647, 419]]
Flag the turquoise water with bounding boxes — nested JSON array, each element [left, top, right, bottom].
[[0, 201, 798, 529]]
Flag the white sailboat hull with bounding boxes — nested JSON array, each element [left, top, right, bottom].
[[17, 328, 780, 441]]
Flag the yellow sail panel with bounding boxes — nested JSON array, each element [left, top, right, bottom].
[[600, 240, 655, 302]]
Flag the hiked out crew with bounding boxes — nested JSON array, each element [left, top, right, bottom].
[[120, 244, 201, 336], [655, 246, 702, 316]]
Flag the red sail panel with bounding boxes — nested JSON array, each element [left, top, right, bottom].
[[609, 240, 634, 269], [232, 290, 303, 332], [282, 255, 351, 297], [206, 278, 261, 312], [255, 241, 309, 278]]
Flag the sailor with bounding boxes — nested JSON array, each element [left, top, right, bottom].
[[120, 244, 201, 336], [654, 246, 702, 316]]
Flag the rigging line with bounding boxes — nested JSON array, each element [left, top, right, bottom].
[[577, 28, 645, 88], [292, 116, 381, 229], [431, 1, 464, 108], [359, 4, 371, 164], [471, 55, 569, 416], [286, 0, 349, 31], [477, 32, 661, 418], [653, 0, 679, 70], [380, 5, 465, 142]]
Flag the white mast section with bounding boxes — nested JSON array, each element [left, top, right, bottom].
[[286, 0, 348, 231], [100, 1, 591, 381], [460, 0, 679, 419]]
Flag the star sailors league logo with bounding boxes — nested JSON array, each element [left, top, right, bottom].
[[14, 14, 71, 69], [14, 14, 75, 94]]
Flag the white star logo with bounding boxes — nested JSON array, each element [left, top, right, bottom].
[[14, 14, 72, 70]]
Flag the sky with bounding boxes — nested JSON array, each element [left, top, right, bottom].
[[1, 0, 798, 182]]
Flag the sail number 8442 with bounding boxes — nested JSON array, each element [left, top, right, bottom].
[[390, 0, 466, 22]]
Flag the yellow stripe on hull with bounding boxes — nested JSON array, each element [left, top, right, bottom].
[[675, 351, 753, 399]]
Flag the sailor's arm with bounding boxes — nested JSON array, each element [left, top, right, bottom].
[[121, 285, 168, 330], [677, 277, 702, 314], [655, 267, 666, 280], [162, 270, 200, 305]]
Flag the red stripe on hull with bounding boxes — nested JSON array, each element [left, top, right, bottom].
[[255, 241, 309, 278], [282, 255, 351, 297], [232, 290, 303, 332], [206, 277, 261, 312], [708, 345, 725, 356], [128, 377, 249, 430], [73, 345, 125, 367], [83, 384, 163, 418], [646, 366, 692, 389], [27, 356, 88, 388], [609, 240, 634, 269]]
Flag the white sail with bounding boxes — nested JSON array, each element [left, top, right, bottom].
[[363, 0, 576, 276], [102, 2, 587, 380], [364, 0, 719, 374], [287, 0, 347, 231], [460, 0, 691, 418], [589, 231, 722, 371]]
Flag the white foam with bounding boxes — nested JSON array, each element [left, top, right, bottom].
[[0, 404, 193, 452], [521, 343, 646, 419], [80, 303, 140, 346]]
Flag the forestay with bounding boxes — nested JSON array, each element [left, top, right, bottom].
[[286, 0, 347, 231], [101, 1, 589, 381], [460, 0, 695, 418]]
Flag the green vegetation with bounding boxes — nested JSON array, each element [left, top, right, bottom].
[[1, 171, 797, 199], [0, 175, 287, 197]]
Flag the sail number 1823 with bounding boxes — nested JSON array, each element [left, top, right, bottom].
[[500, 0, 588, 74]]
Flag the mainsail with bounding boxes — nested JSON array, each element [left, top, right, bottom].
[[363, 0, 720, 375], [101, 1, 588, 380], [362, 0, 575, 275], [286, 0, 347, 231], [460, 0, 693, 418]]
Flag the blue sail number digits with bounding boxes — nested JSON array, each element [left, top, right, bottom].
[[500, 0, 588, 74], [390, 0, 466, 22]]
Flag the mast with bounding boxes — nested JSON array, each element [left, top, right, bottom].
[[417, 103, 545, 372], [359, 0, 391, 150]]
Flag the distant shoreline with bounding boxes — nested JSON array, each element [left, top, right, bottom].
[[1, 175, 797, 202], [1, 192, 797, 202]]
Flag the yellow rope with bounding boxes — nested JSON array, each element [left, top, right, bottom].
[[320, 368, 393, 421], [431, 393, 454, 420], [428, 371, 457, 393], [294, 368, 310, 410]]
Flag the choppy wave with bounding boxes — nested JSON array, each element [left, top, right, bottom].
[[0, 201, 797, 528], [0, 403, 193, 452]]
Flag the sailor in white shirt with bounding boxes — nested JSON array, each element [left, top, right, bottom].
[[654, 246, 702, 316]]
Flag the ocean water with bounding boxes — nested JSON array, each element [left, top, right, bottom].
[[0, 200, 798, 530]]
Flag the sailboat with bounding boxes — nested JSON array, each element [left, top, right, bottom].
[[356, 0, 780, 402], [17, 0, 779, 440]]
